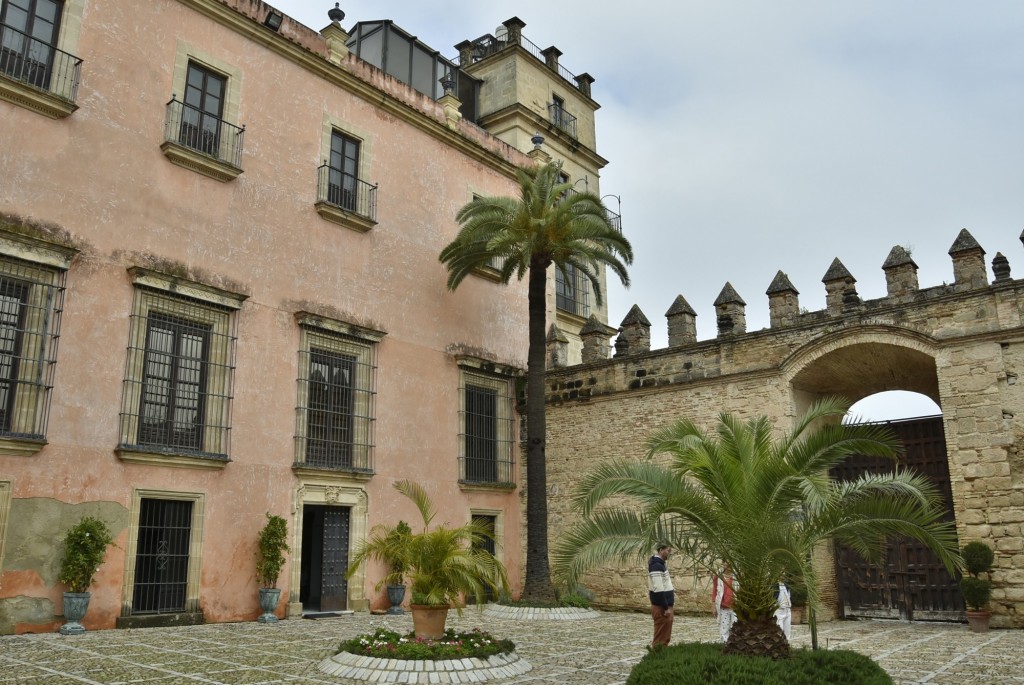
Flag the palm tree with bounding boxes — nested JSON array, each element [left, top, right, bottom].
[[552, 397, 961, 657], [440, 161, 632, 601]]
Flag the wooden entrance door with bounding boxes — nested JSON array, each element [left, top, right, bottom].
[[300, 504, 350, 612], [832, 416, 963, 620]]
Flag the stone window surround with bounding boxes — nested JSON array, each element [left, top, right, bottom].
[[0, 231, 75, 457], [293, 312, 384, 477], [0, 480, 11, 581], [286, 479, 369, 617], [115, 267, 245, 470], [119, 488, 205, 618], [315, 113, 376, 232]]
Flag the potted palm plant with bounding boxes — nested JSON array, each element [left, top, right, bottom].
[[960, 540, 994, 632], [347, 480, 509, 638], [255, 513, 289, 623], [58, 516, 115, 635]]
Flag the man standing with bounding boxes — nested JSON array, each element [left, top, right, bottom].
[[712, 565, 737, 643], [647, 544, 675, 647]]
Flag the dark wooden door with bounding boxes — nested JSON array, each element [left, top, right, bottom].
[[321, 507, 350, 611], [832, 416, 963, 621]]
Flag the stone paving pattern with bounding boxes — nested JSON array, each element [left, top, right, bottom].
[[1, 611, 1022, 684]]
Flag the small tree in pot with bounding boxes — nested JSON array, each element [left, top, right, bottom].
[[255, 513, 289, 623], [58, 516, 115, 635], [960, 540, 994, 632]]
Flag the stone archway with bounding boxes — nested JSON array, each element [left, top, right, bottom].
[[782, 331, 962, 621]]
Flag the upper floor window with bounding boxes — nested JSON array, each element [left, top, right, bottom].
[[316, 129, 378, 228], [0, 241, 69, 454], [548, 94, 577, 139], [293, 313, 383, 477], [556, 263, 590, 318], [117, 269, 245, 469], [160, 51, 244, 182], [0, 0, 82, 116]]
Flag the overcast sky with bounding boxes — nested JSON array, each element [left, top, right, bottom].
[[273, 1, 1023, 419]]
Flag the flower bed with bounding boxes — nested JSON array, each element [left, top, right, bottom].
[[339, 627, 515, 661]]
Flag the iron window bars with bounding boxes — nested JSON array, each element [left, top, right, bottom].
[[295, 328, 377, 473], [0, 20, 81, 102], [119, 288, 236, 460], [0, 255, 65, 439], [316, 163, 378, 222], [131, 498, 193, 614], [459, 372, 515, 486], [163, 97, 245, 168], [556, 263, 591, 318]]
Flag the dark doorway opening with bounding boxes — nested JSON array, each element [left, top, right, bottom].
[[300, 504, 350, 612]]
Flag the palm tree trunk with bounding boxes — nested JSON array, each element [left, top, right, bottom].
[[521, 260, 556, 601]]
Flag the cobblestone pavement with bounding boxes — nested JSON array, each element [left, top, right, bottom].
[[1, 611, 1022, 684]]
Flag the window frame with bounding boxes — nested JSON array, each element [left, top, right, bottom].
[[293, 312, 383, 479], [457, 359, 518, 490], [116, 268, 245, 470]]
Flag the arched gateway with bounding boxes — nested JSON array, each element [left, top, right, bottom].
[[543, 229, 1024, 628]]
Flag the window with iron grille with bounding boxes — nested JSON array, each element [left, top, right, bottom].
[[0, 252, 66, 446], [459, 369, 515, 486], [556, 263, 590, 318], [294, 316, 380, 474], [118, 274, 241, 464]]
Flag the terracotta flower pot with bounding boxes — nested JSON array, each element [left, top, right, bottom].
[[411, 604, 449, 639], [966, 609, 991, 633]]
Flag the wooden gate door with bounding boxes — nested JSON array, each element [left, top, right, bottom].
[[320, 506, 350, 611], [832, 416, 963, 621]]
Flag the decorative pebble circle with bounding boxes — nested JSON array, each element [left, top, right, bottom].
[[317, 650, 532, 682], [481, 603, 602, 620]]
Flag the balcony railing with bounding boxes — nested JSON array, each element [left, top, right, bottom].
[[164, 97, 244, 168], [468, 31, 580, 91], [548, 103, 577, 139], [316, 164, 377, 222], [0, 22, 81, 102], [563, 188, 623, 233]]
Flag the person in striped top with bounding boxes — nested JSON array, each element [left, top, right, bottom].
[[647, 544, 675, 647]]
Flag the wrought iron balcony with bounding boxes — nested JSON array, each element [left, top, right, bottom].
[[316, 164, 377, 222], [0, 21, 82, 110], [163, 97, 245, 168], [548, 102, 577, 139]]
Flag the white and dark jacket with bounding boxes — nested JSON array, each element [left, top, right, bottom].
[[647, 555, 675, 607]]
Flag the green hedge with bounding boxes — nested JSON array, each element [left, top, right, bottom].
[[626, 643, 893, 685]]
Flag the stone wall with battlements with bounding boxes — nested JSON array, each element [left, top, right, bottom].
[[541, 228, 1024, 627]]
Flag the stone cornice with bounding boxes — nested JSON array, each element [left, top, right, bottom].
[[0, 75, 77, 119], [477, 103, 609, 171], [175, 0, 526, 181]]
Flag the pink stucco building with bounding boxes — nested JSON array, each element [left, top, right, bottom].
[[0, 0, 614, 632]]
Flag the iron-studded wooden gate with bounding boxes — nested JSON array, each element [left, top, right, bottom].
[[832, 416, 963, 621]]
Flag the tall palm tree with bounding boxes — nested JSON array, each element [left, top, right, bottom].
[[440, 161, 632, 601], [552, 397, 961, 656]]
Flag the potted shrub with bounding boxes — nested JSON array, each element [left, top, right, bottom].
[[789, 582, 808, 625], [347, 480, 509, 638], [382, 520, 411, 614], [960, 540, 994, 632], [255, 513, 289, 623], [57, 516, 115, 635]]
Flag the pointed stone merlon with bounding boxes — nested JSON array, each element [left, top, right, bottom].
[[993, 252, 1011, 282], [546, 324, 569, 369], [766, 271, 800, 328], [618, 305, 651, 354], [822, 258, 858, 314], [882, 245, 919, 298], [665, 295, 697, 346], [580, 315, 618, 364], [714, 282, 746, 337], [949, 228, 988, 290]]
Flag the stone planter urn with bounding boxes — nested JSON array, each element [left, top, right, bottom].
[[257, 588, 282, 623], [386, 584, 406, 614], [410, 604, 449, 639], [60, 592, 91, 635]]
